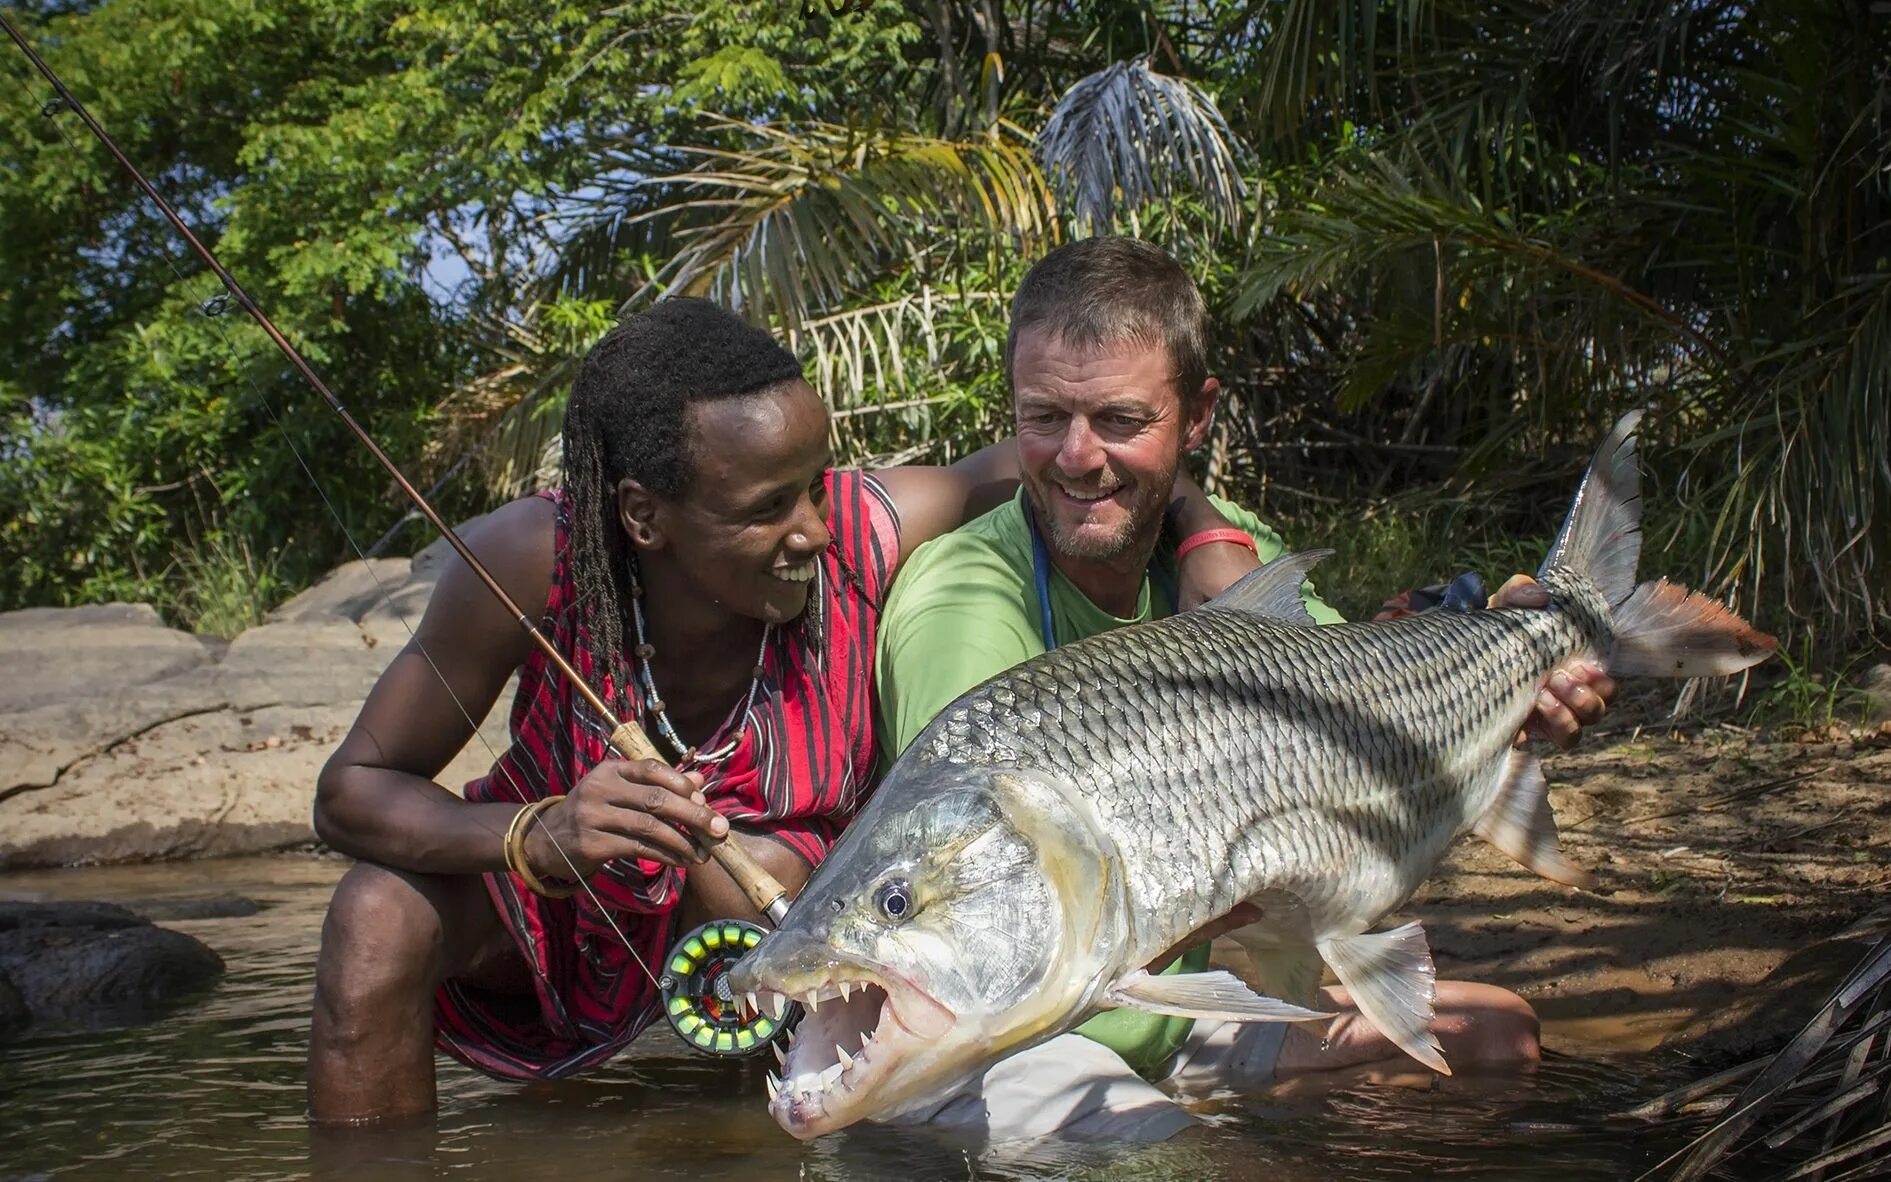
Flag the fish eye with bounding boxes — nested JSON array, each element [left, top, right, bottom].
[[874, 879, 912, 922]]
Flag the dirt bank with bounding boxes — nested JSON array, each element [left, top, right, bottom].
[[1406, 716, 1890, 1059]]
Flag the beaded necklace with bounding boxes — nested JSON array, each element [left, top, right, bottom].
[[627, 557, 774, 767]]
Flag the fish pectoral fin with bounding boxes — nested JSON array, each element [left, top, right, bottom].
[[1101, 969, 1333, 1024], [1473, 748, 1594, 889], [1318, 923, 1450, 1076], [1205, 550, 1334, 624]]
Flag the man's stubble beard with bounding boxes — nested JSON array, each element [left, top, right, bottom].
[[1029, 459, 1178, 565]]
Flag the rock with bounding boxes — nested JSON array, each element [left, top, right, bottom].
[[0, 604, 216, 716], [0, 901, 224, 1036], [267, 557, 416, 624], [130, 893, 265, 921], [1860, 663, 1891, 725], [0, 970, 26, 1038], [0, 535, 513, 870], [0, 900, 146, 931]]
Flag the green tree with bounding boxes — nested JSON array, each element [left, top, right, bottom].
[[5, 0, 1885, 660]]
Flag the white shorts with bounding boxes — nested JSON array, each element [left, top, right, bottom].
[[885, 1020, 1289, 1145]]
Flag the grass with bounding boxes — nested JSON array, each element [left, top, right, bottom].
[[1265, 492, 1555, 623], [1743, 636, 1878, 731], [165, 534, 287, 639]]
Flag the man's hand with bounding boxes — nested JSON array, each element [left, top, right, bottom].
[[1175, 539, 1261, 610], [1490, 574, 1617, 750], [522, 759, 729, 882]]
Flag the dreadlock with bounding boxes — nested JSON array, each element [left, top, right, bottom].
[[560, 298, 805, 713]]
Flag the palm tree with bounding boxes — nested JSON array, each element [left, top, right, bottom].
[[429, 0, 1885, 656], [1226, 0, 1889, 650]]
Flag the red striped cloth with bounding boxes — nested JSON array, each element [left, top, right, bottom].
[[434, 469, 900, 1080]]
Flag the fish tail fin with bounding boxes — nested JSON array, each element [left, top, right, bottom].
[[1319, 923, 1449, 1076], [1606, 578, 1778, 677], [1539, 411, 1777, 678], [1474, 748, 1592, 888]]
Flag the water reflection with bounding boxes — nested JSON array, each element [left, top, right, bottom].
[[1, 858, 1696, 1180]]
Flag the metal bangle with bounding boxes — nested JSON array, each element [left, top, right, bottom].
[[507, 796, 580, 899]]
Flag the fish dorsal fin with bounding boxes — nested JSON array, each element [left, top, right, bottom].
[[1102, 969, 1333, 1024], [1318, 923, 1449, 1075], [1473, 748, 1594, 888], [1207, 550, 1334, 623]]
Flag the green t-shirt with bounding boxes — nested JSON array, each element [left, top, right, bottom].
[[874, 490, 1341, 1077]]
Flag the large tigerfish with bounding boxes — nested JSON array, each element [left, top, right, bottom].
[[730, 413, 1775, 1138]]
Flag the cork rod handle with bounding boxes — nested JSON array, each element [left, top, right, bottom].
[[607, 722, 791, 925]]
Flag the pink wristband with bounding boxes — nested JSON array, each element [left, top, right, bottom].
[[1175, 528, 1258, 562]]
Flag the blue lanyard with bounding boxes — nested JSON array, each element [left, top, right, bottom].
[[1025, 504, 1175, 652], [1027, 505, 1059, 651]]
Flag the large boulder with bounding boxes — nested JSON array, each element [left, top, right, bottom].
[[0, 901, 224, 1036], [0, 535, 513, 869], [0, 603, 218, 716]]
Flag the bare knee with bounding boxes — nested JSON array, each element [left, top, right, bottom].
[[313, 863, 456, 1031], [1432, 981, 1540, 1067]]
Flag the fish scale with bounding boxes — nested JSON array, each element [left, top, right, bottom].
[[913, 602, 1589, 958]]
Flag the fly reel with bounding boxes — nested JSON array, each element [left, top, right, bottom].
[[659, 918, 800, 1057]]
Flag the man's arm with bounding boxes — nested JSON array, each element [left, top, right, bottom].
[[873, 440, 1021, 571]]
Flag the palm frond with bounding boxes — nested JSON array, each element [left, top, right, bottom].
[[797, 287, 1007, 404], [626, 118, 1054, 333], [1634, 919, 1891, 1181], [419, 304, 585, 503], [1037, 58, 1248, 234], [1236, 156, 1717, 413]]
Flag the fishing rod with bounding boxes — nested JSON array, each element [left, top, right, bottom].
[[3, 13, 796, 1059]]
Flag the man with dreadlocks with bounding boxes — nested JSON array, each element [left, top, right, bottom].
[[306, 298, 1263, 1122]]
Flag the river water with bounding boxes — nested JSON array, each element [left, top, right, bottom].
[[0, 856, 1706, 1180]]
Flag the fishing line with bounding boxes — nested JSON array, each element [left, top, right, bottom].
[[0, 18, 794, 1036]]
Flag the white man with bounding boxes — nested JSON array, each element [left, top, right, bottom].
[[874, 236, 1612, 1142]]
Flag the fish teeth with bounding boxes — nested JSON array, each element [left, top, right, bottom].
[[820, 1063, 845, 1086], [745, 991, 759, 1017], [835, 1044, 854, 1071], [765, 1072, 780, 1102], [804, 990, 820, 1013], [860, 1027, 873, 1044], [769, 992, 786, 1020], [838, 981, 852, 1002], [771, 1042, 786, 1067]]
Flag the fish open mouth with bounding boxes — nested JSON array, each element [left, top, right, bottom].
[[741, 966, 956, 1138]]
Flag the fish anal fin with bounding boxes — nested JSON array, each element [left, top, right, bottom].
[[1473, 748, 1594, 889], [1207, 551, 1333, 624], [1233, 943, 1324, 1011], [1220, 899, 1325, 1010], [1318, 923, 1450, 1076], [1102, 969, 1332, 1024]]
